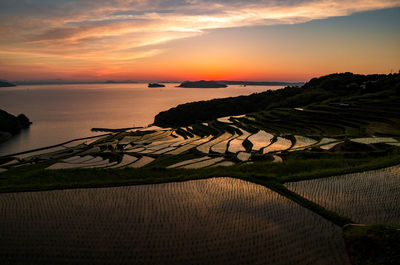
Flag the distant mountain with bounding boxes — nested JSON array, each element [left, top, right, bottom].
[[0, 80, 16, 87], [0, 110, 31, 143], [104, 80, 138, 84], [220, 81, 304, 86], [14, 80, 138, 85], [179, 80, 227, 88]]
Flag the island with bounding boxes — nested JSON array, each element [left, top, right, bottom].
[[148, 83, 165, 87], [178, 80, 227, 88], [0, 80, 16, 87], [0, 109, 31, 143]]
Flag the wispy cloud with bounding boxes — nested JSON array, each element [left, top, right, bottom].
[[0, 0, 399, 75]]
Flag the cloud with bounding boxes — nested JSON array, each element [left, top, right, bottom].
[[0, 0, 399, 69]]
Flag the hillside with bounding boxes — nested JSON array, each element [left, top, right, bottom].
[[154, 73, 400, 136]]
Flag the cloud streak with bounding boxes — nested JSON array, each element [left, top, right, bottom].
[[0, 0, 399, 78]]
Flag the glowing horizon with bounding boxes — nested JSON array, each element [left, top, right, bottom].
[[0, 0, 399, 82]]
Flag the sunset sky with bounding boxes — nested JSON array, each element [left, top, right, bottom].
[[0, 0, 399, 82]]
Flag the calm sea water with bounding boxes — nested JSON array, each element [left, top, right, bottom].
[[0, 83, 282, 155]]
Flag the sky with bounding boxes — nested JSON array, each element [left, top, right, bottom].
[[0, 0, 399, 82]]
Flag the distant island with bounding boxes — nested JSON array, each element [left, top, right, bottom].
[[0, 80, 16, 87], [6, 79, 303, 86], [148, 83, 165, 88], [178, 80, 227, 88], [13, 80, 138, 85], [0, 109, 31, 143], [177, 80, 303, 88]]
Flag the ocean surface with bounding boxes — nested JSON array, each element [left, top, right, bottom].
[[0, 83, 282, 156]]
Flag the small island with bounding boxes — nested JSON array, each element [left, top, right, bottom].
[[0, 80, 16, 87], [0, 109, 31, 143], [148, 83, 165, 87], [178, 80, 227, 88]]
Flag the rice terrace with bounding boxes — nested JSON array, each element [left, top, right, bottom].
[[1, 1, 400, 263], [1, 72, 400, 264]]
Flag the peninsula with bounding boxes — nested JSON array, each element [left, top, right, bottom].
[[0, 80, 16, 87]]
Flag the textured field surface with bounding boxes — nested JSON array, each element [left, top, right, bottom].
[[291, 136, 318, 150], [286, 165, 400, 224], [0, 178, 349, 265], [180, 157, 224, 168], [247, 130, 273, 150], [262, 137, 292, 154]]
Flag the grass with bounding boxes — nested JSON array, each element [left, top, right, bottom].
[[344, 224, 400, 265], [261, 181, 352, 226], [242, 138, 253, 152], [2, 147, 399, 228], [2, 149, 399, 192]]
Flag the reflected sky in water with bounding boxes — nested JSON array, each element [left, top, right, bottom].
[[0, 83, 280, 155]]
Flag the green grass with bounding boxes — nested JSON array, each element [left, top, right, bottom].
[[344, 224, 400, 265], [242, 138, 253, 152], [2, 150, 399, 193]]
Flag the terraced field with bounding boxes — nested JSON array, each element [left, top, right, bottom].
[[1, 73, 400, 264], [262, 137, 292, 154], [285, 165, 400, 224], [0, 178, 350, 265], [1, 114, 399, 173]]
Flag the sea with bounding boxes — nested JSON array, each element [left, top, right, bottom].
[[0, 83, 282, 156]]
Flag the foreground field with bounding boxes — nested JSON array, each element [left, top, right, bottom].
[[0, 178, 349, 265], [285, 165, 400, 224]]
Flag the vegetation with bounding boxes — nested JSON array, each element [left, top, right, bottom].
[[155, 85, 302, 126], [344, 224, 400, 265], [1, 148, 399, 193], [155, 73, 400, 131]]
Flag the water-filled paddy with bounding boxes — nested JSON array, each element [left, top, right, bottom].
[[0, 83, 280, 155], [286, 165, 400, 224], [0, 178, 349, 265]]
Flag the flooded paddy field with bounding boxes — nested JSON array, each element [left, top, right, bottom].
[[0, 84, 277, 156], [286, 165, 400, 224], [0, 178, 349, 265], [2, 110, 400, 173]]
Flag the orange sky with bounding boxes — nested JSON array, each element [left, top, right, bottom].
[[0, 0, 399, 81]]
